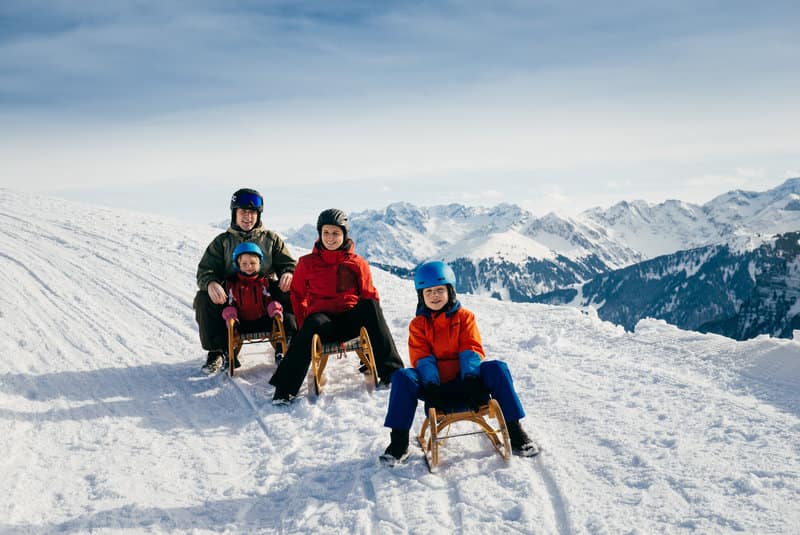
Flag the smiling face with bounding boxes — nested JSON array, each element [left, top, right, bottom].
[[422, 284, 449, 311], [237, 253, 261, 275], [235, 208, 258, 231], [320, 224, 345, 251]]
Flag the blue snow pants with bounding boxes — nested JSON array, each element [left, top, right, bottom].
[[383, 359, 526, 430]]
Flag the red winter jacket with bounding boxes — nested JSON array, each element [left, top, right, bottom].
[[224, 273, 277, 321], [290, 240, 379, 328]]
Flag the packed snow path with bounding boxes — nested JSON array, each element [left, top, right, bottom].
[[1, 190, 798, 534]]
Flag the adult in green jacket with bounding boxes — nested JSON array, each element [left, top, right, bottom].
[[194, 188, 297, 372]]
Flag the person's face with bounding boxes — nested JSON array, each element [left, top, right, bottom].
[[422, 285, 449, 311], [237, 253, 261, 275], [236, 208, 258, 231], [320, 224, 345, 250]]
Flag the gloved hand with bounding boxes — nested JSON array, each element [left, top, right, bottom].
[[423, 382, 442, 410], [463, 375, 486, 412], [267, 301, 283, 320], [222, 306, 238, 322]]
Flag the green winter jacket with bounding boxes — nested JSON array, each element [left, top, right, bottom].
[[196, 224, 296, 291]]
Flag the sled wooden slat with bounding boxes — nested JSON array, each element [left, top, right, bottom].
[[310, 326, 379, 395], [417, 398, 511, 472], [226, 317, 287, 378]]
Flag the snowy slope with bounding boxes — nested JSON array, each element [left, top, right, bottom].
[[1, 189, 799, 534]]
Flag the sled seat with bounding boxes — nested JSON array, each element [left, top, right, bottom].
[[417, 397, 511, 472], [310, 326, 378, 395], [226, 317, 287, 378]]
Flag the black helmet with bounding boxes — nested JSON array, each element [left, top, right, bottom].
[[316, 208, 349, 234], [230, 188, 263, 213]]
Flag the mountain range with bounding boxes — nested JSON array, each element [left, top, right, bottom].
[[284, 178, 800, 340]]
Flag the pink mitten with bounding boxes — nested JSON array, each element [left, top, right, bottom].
[[267, 301, 283, 319], [222, 306, 238, 321]]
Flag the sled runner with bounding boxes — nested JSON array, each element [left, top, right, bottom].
[[417, 398, 511, 472], [226, 317, 287, 378], [310, 326, 378, 395]]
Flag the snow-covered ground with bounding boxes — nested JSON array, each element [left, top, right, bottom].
[[1, 189, 798, 534]]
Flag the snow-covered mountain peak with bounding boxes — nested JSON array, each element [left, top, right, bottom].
[[725, 232, 779, 255], [441, 229, 557, 264]]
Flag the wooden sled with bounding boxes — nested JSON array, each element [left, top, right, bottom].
[[226, 317, 287, 378], [417, 398, 511, 472], [310, 326, 378, 395]]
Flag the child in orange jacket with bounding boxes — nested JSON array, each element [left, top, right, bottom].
[[380, 261, 539, 466]]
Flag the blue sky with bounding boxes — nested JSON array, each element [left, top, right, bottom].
[[1, 0, 798, 229]]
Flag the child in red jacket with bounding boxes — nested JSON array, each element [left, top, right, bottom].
[[220, 242, 284, 368], [380, 260, 539, 466]]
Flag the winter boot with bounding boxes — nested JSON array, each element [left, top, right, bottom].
[[379, 429, 410, 466], [507, 420, 540, 457], [272, 386, 293, 406], [218, 351, 240, 371], [201, 351, 224, 374]]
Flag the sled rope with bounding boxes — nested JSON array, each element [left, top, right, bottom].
[[437, 428, 504, 441], [320, 339, 363, 360]]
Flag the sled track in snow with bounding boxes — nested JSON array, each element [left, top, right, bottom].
[[222, 373, 276, 452], [535, 456, 573, 535]]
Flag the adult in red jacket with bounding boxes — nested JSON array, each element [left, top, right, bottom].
[[269, 209, 404, 404]]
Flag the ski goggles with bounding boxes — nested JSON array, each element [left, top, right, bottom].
[[232, 191, 263, 210]]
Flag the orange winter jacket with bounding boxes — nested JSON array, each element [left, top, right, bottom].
[[290, 240, 379, 328], [408, 302, 485, 384]]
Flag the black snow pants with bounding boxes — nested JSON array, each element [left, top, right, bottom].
[[268, 298, 404, 396]]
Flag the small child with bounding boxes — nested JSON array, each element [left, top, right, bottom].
[[221, 242, 284, 368], [380, 260, 539, 466]]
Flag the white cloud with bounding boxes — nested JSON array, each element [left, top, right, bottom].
[[2, 1, 800, 222]]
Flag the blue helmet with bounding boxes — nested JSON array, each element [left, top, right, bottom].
[[232, 242, 263, 267], [414, 261, 456, 290]]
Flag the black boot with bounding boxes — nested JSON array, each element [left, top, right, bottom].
[[201, 351, 224, 374], [507, 420, 540, 457], [272, 386, 293, 406], [379, 429, 410, 466]]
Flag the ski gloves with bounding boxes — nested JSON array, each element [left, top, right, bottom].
[[221, 301, 283, 322], [422, 378, 486, 412], [423, 383, 443, 410], [417, 354, 487, 412], [463, 375, 487, 412]]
